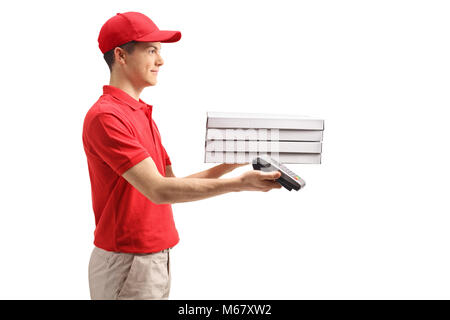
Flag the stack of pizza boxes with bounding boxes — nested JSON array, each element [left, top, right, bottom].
[[204, 112, 324, 164]]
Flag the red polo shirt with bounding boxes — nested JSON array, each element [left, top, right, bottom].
[[82, 85, 179, 253]]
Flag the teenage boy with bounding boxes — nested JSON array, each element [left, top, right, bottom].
[[82, 12, 281, 300]]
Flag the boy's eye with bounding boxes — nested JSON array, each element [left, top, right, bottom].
[[149, 48, 160, 55]]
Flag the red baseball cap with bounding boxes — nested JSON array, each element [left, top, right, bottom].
[[98, 12, 181, 54]]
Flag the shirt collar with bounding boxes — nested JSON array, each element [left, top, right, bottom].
[[103, 85, 152, 111]]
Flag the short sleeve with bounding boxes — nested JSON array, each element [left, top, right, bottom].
[[162, 145, 172, 166], [86, 113, 150, 175]]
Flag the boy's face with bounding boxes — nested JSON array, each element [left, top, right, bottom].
[[120, 41, 163, 87]]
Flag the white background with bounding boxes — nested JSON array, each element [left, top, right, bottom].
[[0, 0, 449, 299]]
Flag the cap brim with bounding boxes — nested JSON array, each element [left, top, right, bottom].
[[136, 30, 181, 43]]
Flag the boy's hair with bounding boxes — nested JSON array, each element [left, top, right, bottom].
[[103, 41, 137, 72]]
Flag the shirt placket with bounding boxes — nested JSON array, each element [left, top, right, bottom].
[[144, 105, 156, 145]]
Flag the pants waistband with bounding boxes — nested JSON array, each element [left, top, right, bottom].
[[93, 246, 171, 257]]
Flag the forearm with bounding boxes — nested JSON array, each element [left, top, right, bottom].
[[184, 164, 244, 179], [155, 176, 242, 204], [123, 158, 278, 205]]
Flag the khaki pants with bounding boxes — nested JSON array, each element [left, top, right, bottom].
[[88, 246, 171, 300]]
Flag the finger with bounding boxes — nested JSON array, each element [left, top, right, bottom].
[[224, 163, 247, 169], [260, 171, 281, 180], [271, 181, 282, 189], [261, 183, 282, 192], [262, 181, 282, 189]]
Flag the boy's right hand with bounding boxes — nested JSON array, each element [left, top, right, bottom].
[[238, 170, 282, 192]]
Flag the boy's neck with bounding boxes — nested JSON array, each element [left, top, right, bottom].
[[109, 78, 143, 101]]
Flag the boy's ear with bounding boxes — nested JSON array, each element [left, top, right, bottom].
[[114, 48, 126, 64]]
